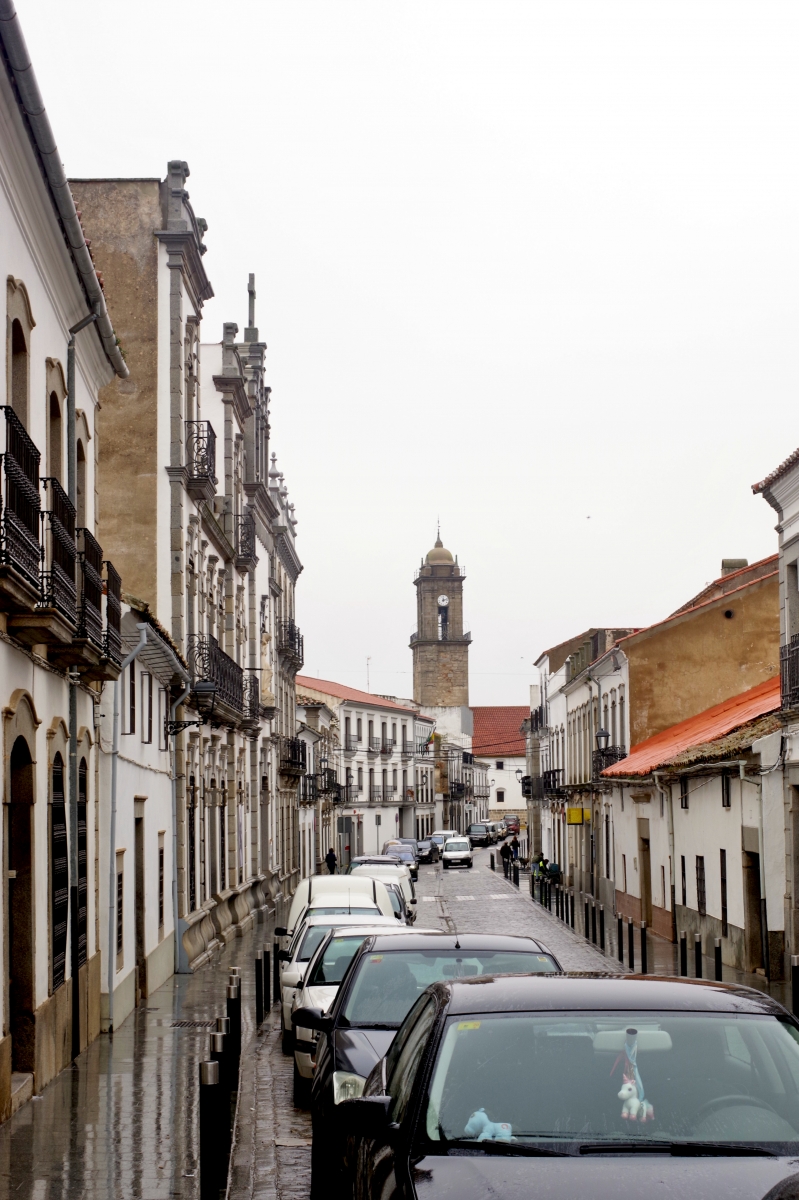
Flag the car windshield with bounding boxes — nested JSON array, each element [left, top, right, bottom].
[[306, 904, 381, 917], [342, 950, 557, 1027], [470, 826, 487, 834], [297, 924, 335, 962], [424, 1012, 799, 1150], [446, 840, 470, 852], [306, 934, 370, 986], [419, 841, 431, 849]]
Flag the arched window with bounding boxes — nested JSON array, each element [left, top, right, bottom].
[[10, 319, 28, 426], [78, 758, 88, 967], [76, 440, 86, 527], [48, 392, 62, 483], [51, 753, 68, 990]]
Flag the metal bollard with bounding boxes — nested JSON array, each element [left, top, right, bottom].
[[599, 905, 605, 953], [618, 914, 624, 964], [199, 1060, 223, 1200], [216, 1015, 230, 1035], [227, 983, 242, 1070], [255, 949, 264, 1025], [570, 890, 575, 929], [529, 870, 534, 900], [694, 933, 703, 979], [490, 852, 495, 872], [547, 880, 552, 910], [584, 900, 589, 939], [273, 940, 280, 1004], [640, 922, 647, 974], [679, 931, 687, 976], [263, 945, 271, 1006], [513, 862, 520, 888], [714, 938, 722, 982], [210, 1029, 230, 1097], [792, 955, 799, 1016], [591, 902, 597, 945], [628, 920, 635, 971]]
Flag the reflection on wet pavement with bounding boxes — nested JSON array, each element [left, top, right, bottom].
[[0, 925, 260, 1200]]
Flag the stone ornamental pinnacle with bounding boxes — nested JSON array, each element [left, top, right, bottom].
[[411, 533, 472, 706]]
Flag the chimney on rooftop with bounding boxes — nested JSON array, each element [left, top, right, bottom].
[[721, 559, 748, 576]]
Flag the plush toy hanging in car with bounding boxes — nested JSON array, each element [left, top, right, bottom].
[[464, 1108, 513, 1141], [611, 1028, 654, 1123]]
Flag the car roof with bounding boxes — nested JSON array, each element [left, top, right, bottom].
[[439, 973, 791, 1016], [301, 912, 396, 927], [351, 855, 402, 864], [327, 923, 435, 938], [357, 932, 549, 953]]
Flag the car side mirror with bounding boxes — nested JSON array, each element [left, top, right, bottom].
[[292, 1006, 334, 1034], [274, 926, 288, 938], [278, 949, 292, 962], [410, 897, 417, 904], [337, 1095, 392, 1138]]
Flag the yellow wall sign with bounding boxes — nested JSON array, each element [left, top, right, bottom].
[[567, 807, 591, 825]]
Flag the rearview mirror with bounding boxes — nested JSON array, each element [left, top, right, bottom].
[[274, 926, 287, 937], [338, 1095, 392, 1138], [292, 1006, 334, 1034]]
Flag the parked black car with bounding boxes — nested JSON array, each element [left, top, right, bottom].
[[338, 974, 799, 1200], [293, 931, 561, 1198], [466, 822, 493, 847], [417, 839, 440, 864]]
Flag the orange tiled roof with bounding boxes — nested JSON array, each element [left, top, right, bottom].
[[753, 448, 799, 494], [602, 676, 780, 778], [295, 676, 418, 715], [471, 706, 529, 757]]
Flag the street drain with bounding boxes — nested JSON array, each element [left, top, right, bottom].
[[170, 1020, 217, 1029]]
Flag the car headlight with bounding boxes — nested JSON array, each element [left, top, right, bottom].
[[333, 1071, 366, 1105]]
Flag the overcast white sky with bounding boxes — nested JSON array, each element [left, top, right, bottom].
[[20, 0, 799, 704]]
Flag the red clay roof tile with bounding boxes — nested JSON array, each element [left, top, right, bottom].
[[471, 706, 528, 757]]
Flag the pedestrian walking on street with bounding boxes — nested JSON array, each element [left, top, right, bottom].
[[500, 840, 512, 878], [325, 847, 337, 874], [510, 835, 519, 861]]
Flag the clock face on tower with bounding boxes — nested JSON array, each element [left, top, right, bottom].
[[437, 595, 449, 607]]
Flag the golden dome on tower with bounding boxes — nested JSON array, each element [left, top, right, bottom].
[[426, 535, 454, 565]]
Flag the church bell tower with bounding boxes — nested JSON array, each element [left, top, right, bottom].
[[411, 534, 471, 707]]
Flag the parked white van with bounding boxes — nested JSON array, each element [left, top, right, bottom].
[[275, 874, 394, 942]]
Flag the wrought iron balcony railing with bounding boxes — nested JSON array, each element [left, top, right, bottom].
[[103, 561, 122, 665], [318, 767, 339, 794], [592, 746, 627, 778], [369, 786, 396, 802], [40, 476, 76, 625], [449, 780, 466, 798], [235, 511, 256, 565], [76, 527, 103, 648], [186, 632, 244, 716], [400, 741, 414, 758], [280, 737, 307, 775], [243, 672, 261, 724], [344, 735, 359, 752], [0, 406, 41, 592], [299, 773, 318, 805], [380, 738, 396, 755], [782, 636, 799, 709], [185, 420, 217, 491], [278, 619, 304, 668], [367, 737, 381, 754]]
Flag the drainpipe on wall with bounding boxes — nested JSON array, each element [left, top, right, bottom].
[[171, 682, 191, 975], [653, 772, 677, 944], [107, 624, 147, 1033], [66, 309, 98, 1061]]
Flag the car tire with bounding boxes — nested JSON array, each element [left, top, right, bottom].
[[293, 1059, 311, 1108], [468, 861, 473, 868], [443, 862, 449, 870], [281, 1021, 294, 1055]]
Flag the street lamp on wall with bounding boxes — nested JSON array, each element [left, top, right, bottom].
[[166, 679, 217, 736], [595, 728, 610, 752]]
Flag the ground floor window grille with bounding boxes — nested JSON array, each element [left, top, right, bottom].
[[720, 848, 728, 935], [51, 753, 68, 991], [696, 855, 706, 915]]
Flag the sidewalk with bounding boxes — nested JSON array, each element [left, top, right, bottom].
[[0, 918, 268, 1200]]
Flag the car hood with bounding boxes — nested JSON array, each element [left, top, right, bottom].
[[411, 1154, 799, 1200], [334, 1027, 396, 1077]]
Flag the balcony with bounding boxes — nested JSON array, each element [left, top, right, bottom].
[[369, 786, 396, 802], [185, 420, 217, 502], [103, 561, 122, 669], [51, 528, 115, 679], [235, 511, 257, 567], [449, 780, 466, 799], [318, 767, 339, 794], [380, 738, 396, 756], [592, 746, 627, 778], [343, 735, 359, 753], [280, 736, 307, 777], [367, 737, 380, 755], [9, 476, 76, 647], [299, 773, 318, 806], [0, 406, 41, 611], [527, 769, 567, 800], [530, 705, 547, 734], [400, 741, 414, 759], [782, 636, 799, 709], [241, 672, 261, 734], [186, 632, 244, 726], [278, 619, 304, 670]]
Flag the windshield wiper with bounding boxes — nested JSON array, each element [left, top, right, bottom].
[[443, 1139, 572, 1158], [348, 1022, 399, 1031], [578, 1141, 780, 1158]]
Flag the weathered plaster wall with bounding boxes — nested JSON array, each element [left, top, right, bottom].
[[626, 575, 779, 746], [71, 179, 161, 608]]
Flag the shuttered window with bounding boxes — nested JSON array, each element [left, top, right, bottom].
[[77, 758, 88, 967], [51, 754, 68, 990]]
